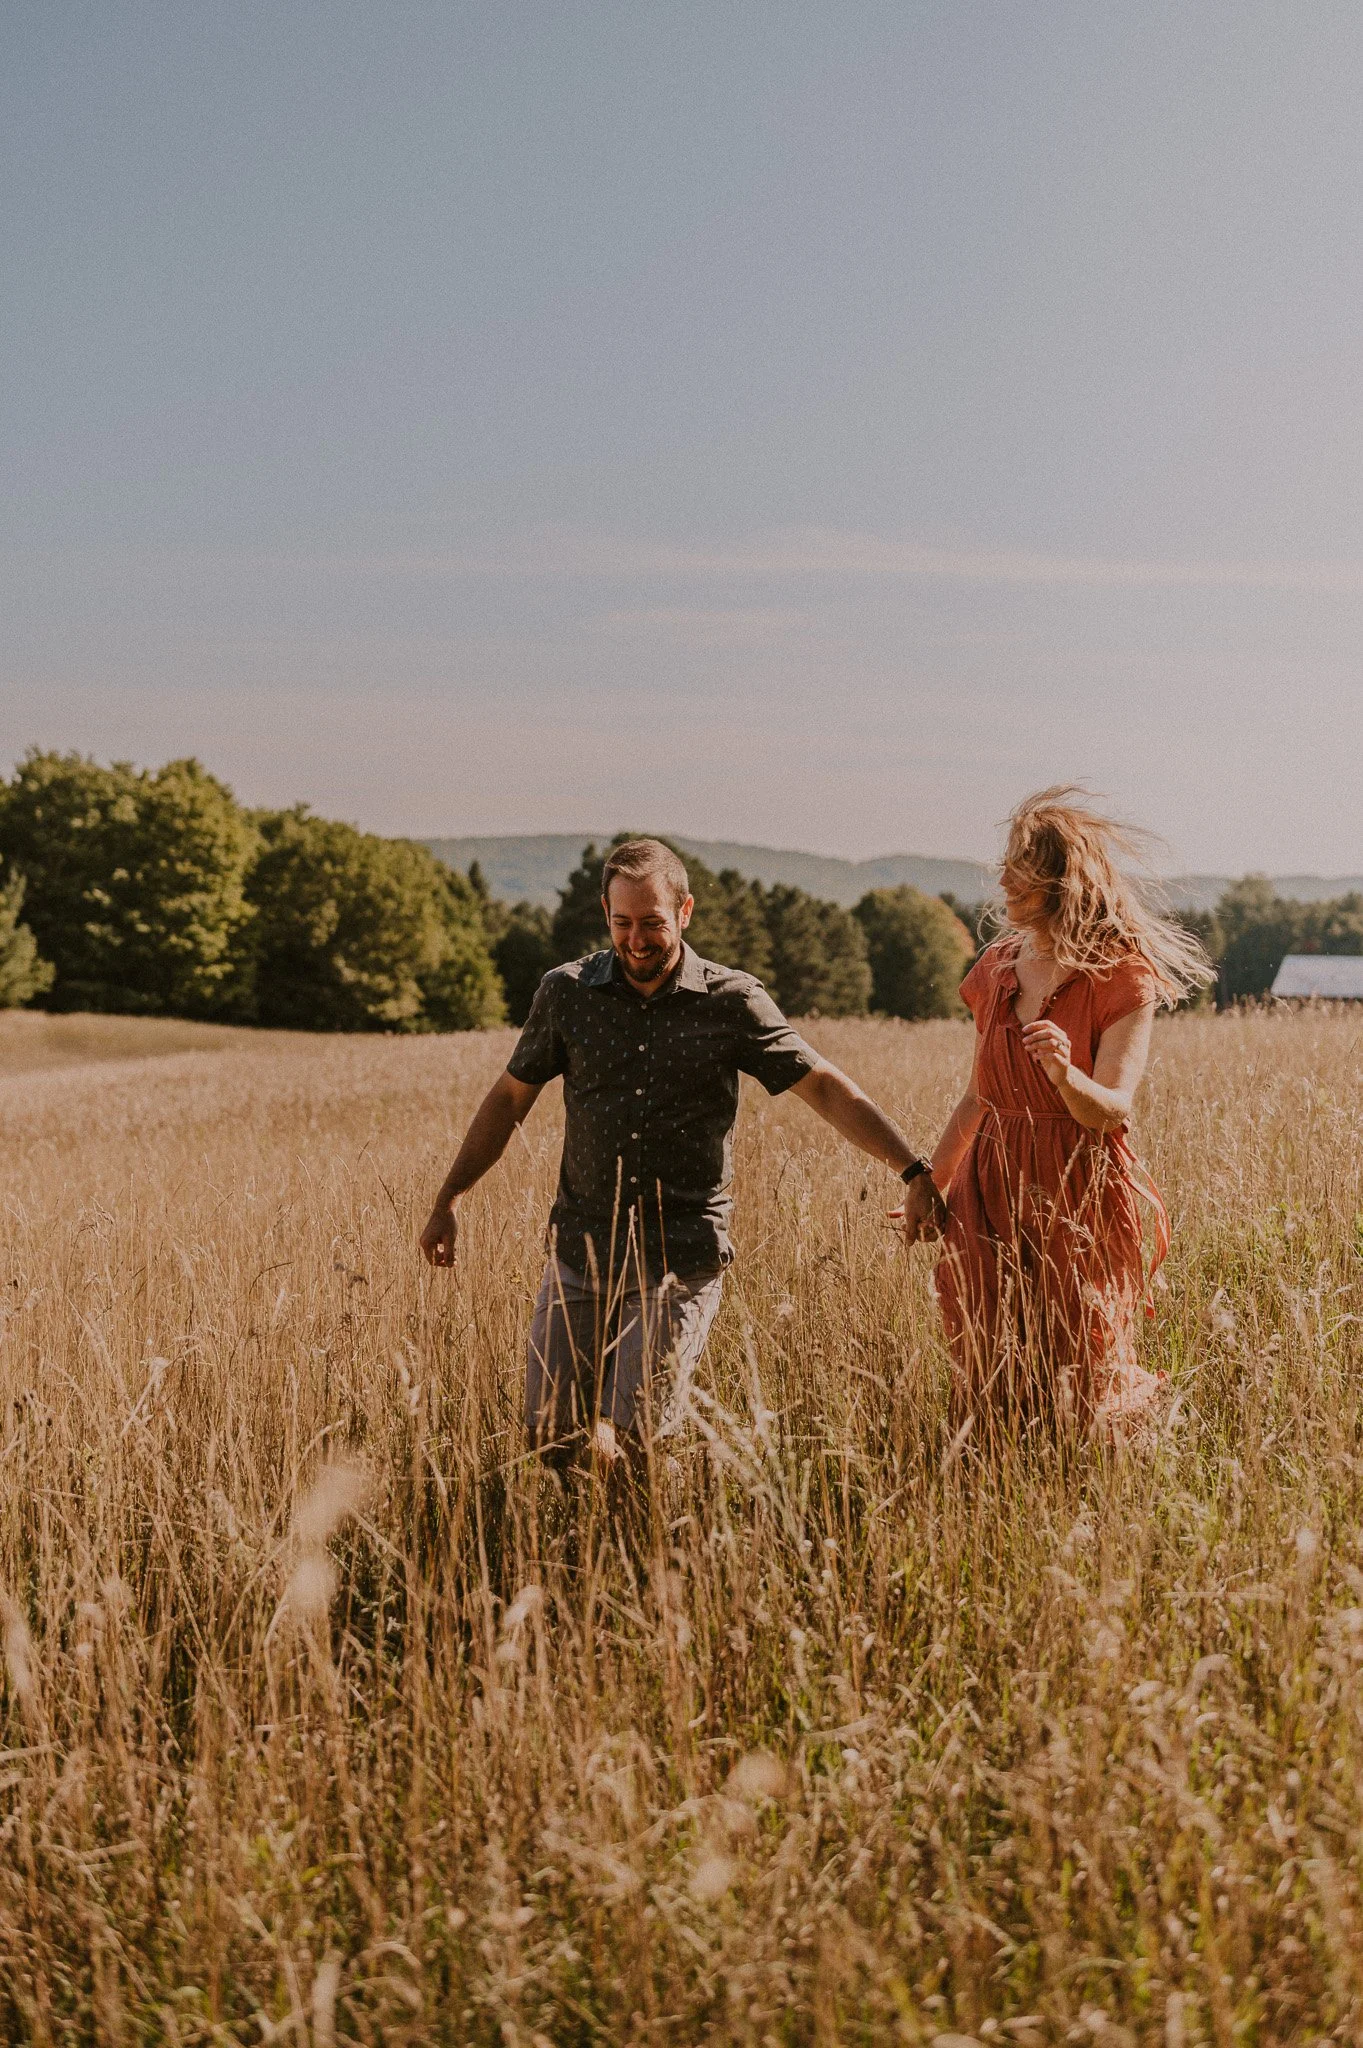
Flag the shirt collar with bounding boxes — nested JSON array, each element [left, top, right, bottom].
[[583, 942, 708, 996], [580, 948, 616, 987], [674, 942, 708, 992]]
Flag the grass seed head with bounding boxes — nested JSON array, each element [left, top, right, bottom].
[[689, 1851, 736, 1903], [312, 1951, 341, 2048], [502, 1583, 544, 1632], [0, 1589, 35, 1712], [725, 1750, 789, 1802], [282, 1553, 338, 1621], [291, 1461, 369, 1548]]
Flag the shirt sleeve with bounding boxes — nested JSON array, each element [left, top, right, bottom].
[[1093, 955, 1158, 1033], [505, 975, 567, 1085], [734, 982, 822, 1095]]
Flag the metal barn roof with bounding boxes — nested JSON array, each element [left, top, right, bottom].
[[1271, 954, 1363, 999]]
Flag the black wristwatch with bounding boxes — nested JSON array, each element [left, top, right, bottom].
[[900, 1157, 933, 1185]]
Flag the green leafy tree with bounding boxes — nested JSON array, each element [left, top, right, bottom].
[[0, 750, 257, 1016], [247, 812, 504, 1032], [761, 883, 871, 1017], [0, 867, 55, 1008], [854, 886, 974, 1019]]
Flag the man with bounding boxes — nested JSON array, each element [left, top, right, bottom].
[[419, 838, 944, 1465]]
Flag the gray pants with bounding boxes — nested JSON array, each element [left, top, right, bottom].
[[526, 1257, 724, 1453]]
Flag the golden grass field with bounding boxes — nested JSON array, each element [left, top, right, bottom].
[[2, 1005, 1362, 2045]]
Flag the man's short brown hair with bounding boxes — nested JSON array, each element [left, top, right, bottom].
[[601, 838, 691, 913]]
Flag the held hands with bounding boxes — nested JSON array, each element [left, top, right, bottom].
[[1020, 1019, 1072, 1089], [888, 1169, 948, 1248], [418, 1201, 459, 1269]]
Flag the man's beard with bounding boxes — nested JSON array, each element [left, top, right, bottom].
[[614, 938, 677, 986]]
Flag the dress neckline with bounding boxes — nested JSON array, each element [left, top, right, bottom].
[[997, 939, 1079, 1026]]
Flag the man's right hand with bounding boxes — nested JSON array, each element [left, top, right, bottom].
[[419, 1201, 459, 1268]]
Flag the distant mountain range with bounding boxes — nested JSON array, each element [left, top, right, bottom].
[[424, 835, 1363, 917]]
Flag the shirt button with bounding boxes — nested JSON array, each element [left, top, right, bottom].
[[629, 1175, 638, 1184], [638, 1042, 645, 1050], [631, 1131, 639, 1139], [635, 1087, 643, 1095]]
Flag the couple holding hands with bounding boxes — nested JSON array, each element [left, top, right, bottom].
[[420, 790, 1212, 1461]]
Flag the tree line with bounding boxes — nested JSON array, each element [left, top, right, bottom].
[[1180, 878, 1363, 1003], [480, 833, 975, 1023], [0, 753, 974, 1029], [2, 751, 1356, 1030]]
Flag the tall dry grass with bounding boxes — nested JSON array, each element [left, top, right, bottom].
[[1, 1007, 1361, 2044]]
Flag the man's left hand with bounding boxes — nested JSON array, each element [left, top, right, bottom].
[[889, 1171, 947, 1247]]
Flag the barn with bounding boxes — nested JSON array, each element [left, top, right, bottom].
[[1271, 954, 1363, 999]]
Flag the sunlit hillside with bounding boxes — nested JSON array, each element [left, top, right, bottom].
[[0, 1010, 279, 1077]]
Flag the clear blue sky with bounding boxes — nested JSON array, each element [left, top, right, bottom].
[[4, 3, 1361, 873]]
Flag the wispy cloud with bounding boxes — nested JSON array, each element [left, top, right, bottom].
[[12, 530, 1363, 596], [361, 526, 1363, 596], [588, 605, 815, 648]]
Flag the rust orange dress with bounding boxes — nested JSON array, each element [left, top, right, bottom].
[[936, 939, 1168, 1437]]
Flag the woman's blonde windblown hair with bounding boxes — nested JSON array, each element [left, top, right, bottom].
[[994, 786, 1215, 1009]]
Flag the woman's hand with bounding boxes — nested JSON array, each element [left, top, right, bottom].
[[1021, 1018, 1072, 1088], [888, 1172, 948, 1246]]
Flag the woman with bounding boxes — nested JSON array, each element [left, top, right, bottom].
[[920, 788, 1212, 1440]]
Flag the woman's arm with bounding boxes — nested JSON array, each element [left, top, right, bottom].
[[930, 1037, 986, 1189], [1021, 1002, 1155, 1132]]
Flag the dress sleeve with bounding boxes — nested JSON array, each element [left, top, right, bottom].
[[1093, 956, 1158, 1034], [505, 975, 567, 1085], [958, 947, 996, 1028]]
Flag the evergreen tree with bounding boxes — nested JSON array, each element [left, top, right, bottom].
[[489, 902, 557, 1025], [762, 884, 871, 1017], [247, 812, 504, 1032], [551, 835, 776, 978], [853, 886, 974, 1019], [465, 861, 556, 1024], [0, 867, 55, 1008], [1306, 891, 1363, 954], [0, 750, 257, 1016], [1170, 908, 1223, 1009], [550, 840, 614, 960], [1215, 877, 1305, 1003], [708, 868, 774, 982]]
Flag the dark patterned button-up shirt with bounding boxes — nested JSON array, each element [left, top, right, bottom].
[[506, 943, 819, 1279]]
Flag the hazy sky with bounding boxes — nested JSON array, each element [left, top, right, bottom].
[[4, 4, 1361, 872]]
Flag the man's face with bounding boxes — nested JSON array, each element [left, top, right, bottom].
[[604, 875, 694, 989]]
